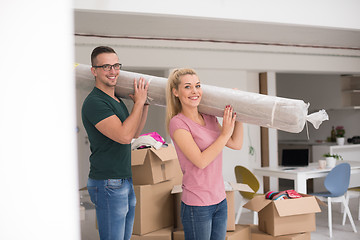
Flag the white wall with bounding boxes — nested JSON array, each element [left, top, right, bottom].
[[1, 1, 80, 240], [265, 72, 280, 191]]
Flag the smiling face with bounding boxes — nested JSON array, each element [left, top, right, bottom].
[[172, 74, 202, 109], [91, 52, 120, 88]]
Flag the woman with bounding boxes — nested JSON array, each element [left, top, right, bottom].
[[166, 68, 243, 240]]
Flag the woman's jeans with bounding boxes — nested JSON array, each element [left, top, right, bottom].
[[87, 178, 136, 240], [181, 198, 228, 240]]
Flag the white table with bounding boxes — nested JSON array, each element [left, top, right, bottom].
[[253, 161, 360, 194]]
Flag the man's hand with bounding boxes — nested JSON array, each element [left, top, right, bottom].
[[129, 77, 149, 105]]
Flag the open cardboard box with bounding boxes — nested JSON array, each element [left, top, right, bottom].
[[244, 194, 324, 236], [171, 182, 253, 232], [131, 144, 178, 185]]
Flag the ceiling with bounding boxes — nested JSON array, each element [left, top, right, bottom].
[[74, 10, 360, 50]]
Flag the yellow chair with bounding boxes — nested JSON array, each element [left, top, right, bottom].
[[343, 187, 360, 223], [234, 165, 260, 224]]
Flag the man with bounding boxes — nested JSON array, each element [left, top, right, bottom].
[[82, 46, 149, 240]]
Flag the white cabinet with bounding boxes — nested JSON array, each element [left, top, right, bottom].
[[312, 144, 360, 162], [341, 75, 360, 109]]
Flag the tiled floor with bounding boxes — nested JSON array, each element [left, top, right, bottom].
[[80, 193, 360, 239]]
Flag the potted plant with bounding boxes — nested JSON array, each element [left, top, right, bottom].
[[335, 126, 345, 145], [323, 153, 343, 168]]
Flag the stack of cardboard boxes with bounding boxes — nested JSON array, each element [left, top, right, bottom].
[[130, 144, 181, 239]]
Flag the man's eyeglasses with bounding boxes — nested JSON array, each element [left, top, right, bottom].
[[93, 63, 122, 71]]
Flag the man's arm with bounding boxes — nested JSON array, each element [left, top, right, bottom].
[[134, 104, 149, 138], [95, 78, 149, 144], [95, 101, 145, 144]]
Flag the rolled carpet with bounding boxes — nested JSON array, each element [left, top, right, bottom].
[[75, 64, 328, 133]]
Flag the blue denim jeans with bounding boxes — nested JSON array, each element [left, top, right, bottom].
[[181, 198, 228, 240], [87, 178, 136, 240]]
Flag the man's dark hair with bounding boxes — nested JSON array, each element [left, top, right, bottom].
[[91, 46, 117, 66]]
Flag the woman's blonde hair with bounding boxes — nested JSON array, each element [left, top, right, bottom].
[[166, 68, 198, 133]]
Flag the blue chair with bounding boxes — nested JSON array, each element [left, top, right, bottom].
[[311, 163, 357, 238]]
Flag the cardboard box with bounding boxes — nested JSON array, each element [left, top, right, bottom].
[[173, 224, 251, 240], [172, 185, 182, 230], [244, 194, 323, 236], [226, 224, 251, 240], [131, 144, 178, 185], [133, 180, 174, 235], [251, 225, 311, 240], [131, 227, 172, 240], [227, 191, 235, 231], [171, 182, 253, 232]]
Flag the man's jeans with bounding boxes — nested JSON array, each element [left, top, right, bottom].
[[181, 198, 228, 240], [87, 178, 136, 240]]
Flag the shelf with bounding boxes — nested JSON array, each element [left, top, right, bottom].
[[325, 106, 360, 111], [330, 144, 360, 150], [342, 90, 360, 93], [341, 76, 360, 108]]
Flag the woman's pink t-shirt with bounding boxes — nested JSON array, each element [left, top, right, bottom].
[[169, 113, 226, 206]]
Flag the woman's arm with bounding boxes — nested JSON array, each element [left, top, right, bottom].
[[172, 106, 236, 169], [225, 121, 243, 150]]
